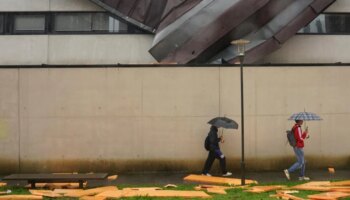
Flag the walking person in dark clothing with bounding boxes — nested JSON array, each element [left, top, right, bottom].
[[202, 125, 232, 176]]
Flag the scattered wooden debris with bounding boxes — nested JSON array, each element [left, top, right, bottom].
[[62, 186, 118, 197], [308, 191, 350, 200], [291, 181, 332, 192], [194, 184, 233, 194], [107, 175, 118, 181], [329, 187, 350, 193], [0, 195, 43, 199], [79, 196, 107, 200], [53, 189, 84, 195], [302, 181, 331, 187], [122, 190, 211, 198], [330, 180, 350, 186], [123, 187, 161, 191], [164, 184, 177, 188], [273, 191, 304, 200], [80, 196, 106, 200], [246, 185, 285, 193], [29, 190, 62, 198], [95, 190, 123, 198], [206, 188, 227, 194], [184, 174, 258, 185], [196, 184, 233, 190], [96, 189, 211, 198], [276, 190, 299, 194]]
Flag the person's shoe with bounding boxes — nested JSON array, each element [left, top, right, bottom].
[[202, 173, 212, 176], [298, 176, 310, 181], [222, 172, 232, 177], [284, 169, 290, 180]]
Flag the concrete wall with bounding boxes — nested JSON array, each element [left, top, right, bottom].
[[0, 0, 156, 65], [0, 35, 156, 65], [325, 0, 350, 13], [0, 66, 349, 174], [0, 0, 103, 11], [262, 35, 350, 64]]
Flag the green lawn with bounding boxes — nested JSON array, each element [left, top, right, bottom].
[[1, 182, 350, 200]]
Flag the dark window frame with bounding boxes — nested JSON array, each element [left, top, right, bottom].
[[0, 11, 149, 35], [0, 14, 4, 34], [50, 12, 142, 34], [297, 12, 350, 35], [10, 12, 49, 34]]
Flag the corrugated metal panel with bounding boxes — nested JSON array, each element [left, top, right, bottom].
[[89, 0, 336, 64]]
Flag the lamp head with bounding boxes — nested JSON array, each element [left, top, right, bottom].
[[231, 39, 250, 57]]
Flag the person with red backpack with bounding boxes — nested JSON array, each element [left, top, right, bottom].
[[284, 120, 310, 181]]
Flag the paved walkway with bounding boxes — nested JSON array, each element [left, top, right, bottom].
[[2, 170, 349, 186], [111, 169, 350, 185]]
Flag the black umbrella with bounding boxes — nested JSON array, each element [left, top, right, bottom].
[[208, 117, 239, 129]]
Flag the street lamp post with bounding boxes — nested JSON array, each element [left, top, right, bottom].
[[231, 39, 250, 185]]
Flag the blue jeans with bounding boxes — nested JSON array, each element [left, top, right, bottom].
[[288, 147, 306, 177]]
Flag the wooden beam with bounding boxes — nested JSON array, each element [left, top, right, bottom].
[[308, 191, 350, 200], [184, 174, 258, 185], [0, 195, 43, 199]]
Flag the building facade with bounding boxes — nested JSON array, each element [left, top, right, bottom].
[[0, 0, 349, 174]]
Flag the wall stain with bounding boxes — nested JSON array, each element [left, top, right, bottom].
[[0, 159, 18, 174], [0, 155, 347, 174]]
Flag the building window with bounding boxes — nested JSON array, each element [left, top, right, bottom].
[[298, 13, 350, 34], [54, 13, 129, 33], [0, 12, 148, 35], [54, 13, 92, 32], [14, 14, 46, 33], [0, 15, 3, 33]]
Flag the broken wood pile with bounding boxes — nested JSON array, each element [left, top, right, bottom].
[[0, 185, 211, 199], [264, 180, 350, 200], [1, 174, 350, 199]]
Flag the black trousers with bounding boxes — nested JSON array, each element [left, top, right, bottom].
[[202, 150, 227, 174]]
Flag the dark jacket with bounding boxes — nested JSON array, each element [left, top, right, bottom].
[[208, 126, 221, 151]]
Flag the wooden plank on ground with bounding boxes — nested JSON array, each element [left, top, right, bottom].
[[29, 190, 62, 198], [164, 184, 177, 188], [196, 185, 233, 190], [275, 192, 304, 200], [96, 190, 210, 198], [63, 186, 118, 197], [53, 189, 84, 195], [291, 185, 331, 192], [308, 191, 350, 200], [206, 188, 226, 194], [330, 187, 350, 193], [184, 174, 258, 185], [122, 187, 162, 191], [302, 181, 331, 187], [291, 182, 331, 192], [107, 175, 117, 181], [95, 191, 123, 198], [80, 196, 106, 200], [122, 190, 211, 198], [330, 180, 350, 186], [0, 195, 43, 199], [246, 185, 285, 193]]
